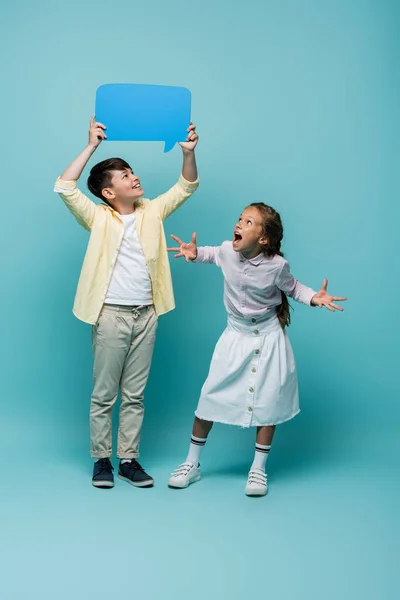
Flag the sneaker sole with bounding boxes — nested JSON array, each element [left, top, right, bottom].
[[117, 474, 154, 488], [245, 487, 268, 497], [92, 480, 114, 489], [168, 473, 201, 489]]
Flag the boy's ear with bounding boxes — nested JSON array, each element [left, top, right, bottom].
[[259, 236, 268, 246], [102, 188, 114, 201]]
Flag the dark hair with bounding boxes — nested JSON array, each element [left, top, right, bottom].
[[87, 158, 132, 203], [250, 202, 291, 329]]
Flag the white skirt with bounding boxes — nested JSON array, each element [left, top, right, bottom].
[[195, 314, 299, 427]]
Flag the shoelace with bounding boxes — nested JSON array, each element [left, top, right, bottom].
[[97, 459, 114, 474], [248, 470, 267, 485], [124, 459, 145, 473], [171, 462, 195, 477]]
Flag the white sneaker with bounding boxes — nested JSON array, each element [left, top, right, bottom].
[[245, 469, 268, 496], [168, 461, 201, 489]]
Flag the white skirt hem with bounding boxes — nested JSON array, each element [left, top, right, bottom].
[[194, 408, 301, 428]]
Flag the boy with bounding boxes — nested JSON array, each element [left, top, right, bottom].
[[54, 116, 199, 489]]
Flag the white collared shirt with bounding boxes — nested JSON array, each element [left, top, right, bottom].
[[194, 242, 316, 321]]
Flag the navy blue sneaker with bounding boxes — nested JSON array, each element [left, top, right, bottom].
[[92, 458, 114, 488], [118, 460, 154, 487]]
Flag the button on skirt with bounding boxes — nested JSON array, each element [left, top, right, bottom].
[[195, 315, 300, 427]]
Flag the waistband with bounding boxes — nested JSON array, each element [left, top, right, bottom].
[[227, 313, 281, 336], [103, 304, 154, 312]]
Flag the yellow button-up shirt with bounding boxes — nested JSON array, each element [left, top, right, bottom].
[[54, 175, 199, 324]]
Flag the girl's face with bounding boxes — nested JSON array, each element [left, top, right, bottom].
[[233, 207, 268, 258]]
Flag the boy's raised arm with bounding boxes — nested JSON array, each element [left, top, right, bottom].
[[54, 117, 106, 231], [180, 122, 198, 183], [60, 117, 106, 182], [152, 123, 199, 221]]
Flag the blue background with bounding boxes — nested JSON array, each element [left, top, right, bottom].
[[0, 1, 398, 598]]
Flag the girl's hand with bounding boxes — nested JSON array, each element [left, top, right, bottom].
[[88, 115, 107, 149], [311, 279, 347, 312], [179, 122, 198, 152], [167, 233, 197, 262]]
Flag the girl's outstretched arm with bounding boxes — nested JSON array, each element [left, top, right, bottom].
[[310, 278, 347, 312], [168, 233, 198, 262], [168, 233, 221, 265], [278, 262, 347, 312]]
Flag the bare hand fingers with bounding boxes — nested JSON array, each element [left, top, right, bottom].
[[324, 303, 335, 312], [95, 131, 106, 142], [191, 232, 197, 244], [90, 115, 106, 131], [167, 247, 180, 252], [330, 303, 344, 311], [174, 253, 183, 259], [170, 234, 183, 245], [332, 296, 347, 301]]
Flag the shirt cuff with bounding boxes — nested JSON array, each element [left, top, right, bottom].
[[178, 174, 200, 193], [305, 289, 318, 306], [54, 177, 77, 193], [192, 247, 204, 263]]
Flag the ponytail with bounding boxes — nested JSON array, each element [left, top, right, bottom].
[[277, 290, 291, 329]]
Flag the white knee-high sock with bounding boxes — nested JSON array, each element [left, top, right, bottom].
[[251, 444, 271, 472], [186, 435, 207, 467]]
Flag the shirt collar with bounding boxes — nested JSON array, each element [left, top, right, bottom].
[[101, 198, 144, 215], [239, 251, 265, 266]]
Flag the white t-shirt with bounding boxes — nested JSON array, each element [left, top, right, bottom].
[[105, 213, 153, 305]]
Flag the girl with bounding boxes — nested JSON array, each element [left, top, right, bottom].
[[167, 203, 346, 496]]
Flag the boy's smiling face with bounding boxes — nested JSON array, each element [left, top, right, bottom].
[[233, 207, 268, 258], [102, 168, 144, 205]]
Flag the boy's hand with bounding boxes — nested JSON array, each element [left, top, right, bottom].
[[311, 279, 347, 312], [167, 233, 197, 262], [88, 115, 107, 149], [59, 116, 107, 182], [179, 122, 198, 152]]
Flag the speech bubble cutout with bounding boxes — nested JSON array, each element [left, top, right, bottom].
[[95, 84, 191, 152]]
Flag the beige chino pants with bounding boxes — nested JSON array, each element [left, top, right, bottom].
[[90, 304, 157, 459]]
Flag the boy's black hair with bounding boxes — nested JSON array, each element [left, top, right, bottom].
[[87, 158, 132, 203]]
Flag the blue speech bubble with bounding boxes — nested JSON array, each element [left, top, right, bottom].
[[95, 84, 191, 152]]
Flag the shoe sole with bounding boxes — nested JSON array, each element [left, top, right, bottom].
[[92, 480, 114, 489], [168, 473, 201, 489], [245, 488, 268, 497], [117, 474, 154, 488]]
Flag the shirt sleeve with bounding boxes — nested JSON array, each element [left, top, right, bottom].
[[54, 178, 96, 231], [276, 261, 317, 306], [151, 175, 199, 221], [193, 246, 221, 266]]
